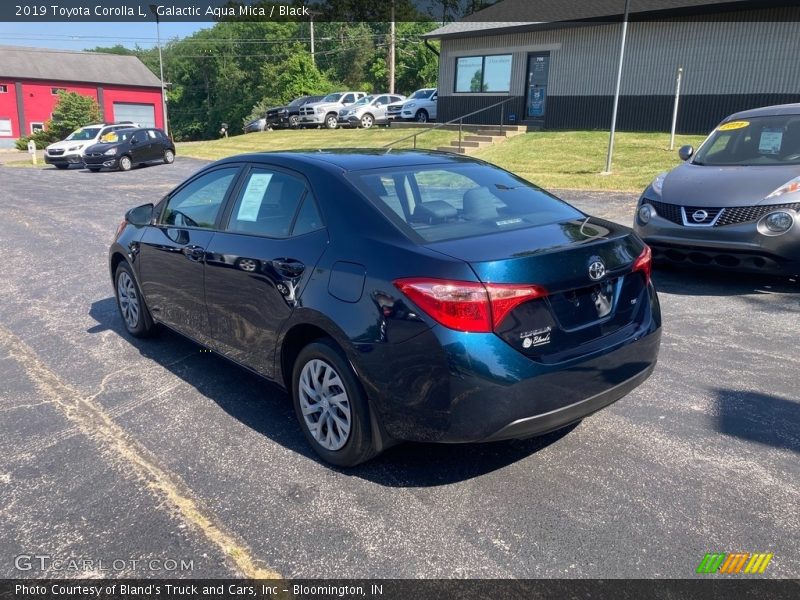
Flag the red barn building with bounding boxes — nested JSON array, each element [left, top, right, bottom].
[[0, 45, 164, 147]]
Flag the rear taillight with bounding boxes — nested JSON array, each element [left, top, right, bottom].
[[632, 245, 652, 283], [394, 278, 547, 333]]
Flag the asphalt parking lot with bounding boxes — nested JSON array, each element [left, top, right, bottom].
[[0, 158, 798, 579]]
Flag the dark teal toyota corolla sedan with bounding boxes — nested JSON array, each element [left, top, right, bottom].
[[109, 150, 661, 466]]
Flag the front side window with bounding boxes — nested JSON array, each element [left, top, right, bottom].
[[349, 164, 582, 243], [161, 168, 238, 229], [227, 168, 321, 237], [693, 115, 800, 166], [455, 55, 512, 93], [322, 93, 343, 103]]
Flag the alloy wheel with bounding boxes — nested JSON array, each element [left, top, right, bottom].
[[164, 149, 175, 164], [117, 271, 140, 329], [298, 359, 351, 451], [361, 114, 374, 128]]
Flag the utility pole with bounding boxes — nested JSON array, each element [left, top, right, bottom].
[[669, 67, 683, 150], [602, 0, 630, 175], [310, 12, 316, 67], [149, 4, 169, 136], [388, 1, 396, 94]]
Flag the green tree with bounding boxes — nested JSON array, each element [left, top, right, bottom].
[[16, 90, 102, 150]]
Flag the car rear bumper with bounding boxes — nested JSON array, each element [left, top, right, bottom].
[[635, 213, 800, 275], [356, 289, 661, 444]]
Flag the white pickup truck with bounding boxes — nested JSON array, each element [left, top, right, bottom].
[[298, 92, 367, 129]]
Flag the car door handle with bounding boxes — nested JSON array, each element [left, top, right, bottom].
[[182, 245, 205, 262], [272, 258, 305, 277]]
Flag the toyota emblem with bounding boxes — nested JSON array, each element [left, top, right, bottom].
[[588, 258, 606, 281], [692, 209, 709, 223]]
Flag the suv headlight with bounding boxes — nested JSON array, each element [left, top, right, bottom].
[[650, 172, 667, 196], [67, 144, 84, 152], [765, 175, 800, 199], [104, 148, 118, 156], [405, 102, 416, 108], [638, 204, 655, 224], [759, 211, 794, 235]]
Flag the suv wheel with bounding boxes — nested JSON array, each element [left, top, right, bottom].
[[415, 109, 429, 123], [325, 114, 338, 129], [292, 340, 377, 466], [118, 155, 133, 171], [360, 114, 374, 129], [289, 115, 300, 128]]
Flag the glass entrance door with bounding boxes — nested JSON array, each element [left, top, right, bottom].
[[526, 52, 550, 120]]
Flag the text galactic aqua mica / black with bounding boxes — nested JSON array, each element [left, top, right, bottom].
[[109, 150, 661, 466]]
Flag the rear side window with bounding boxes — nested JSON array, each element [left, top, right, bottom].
[[348, 164, 583, 243], [161, 167, 238, 229], [226, 168, 321, 237]]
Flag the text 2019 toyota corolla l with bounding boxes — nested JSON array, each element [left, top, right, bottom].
[[109, 150, 661, 466]]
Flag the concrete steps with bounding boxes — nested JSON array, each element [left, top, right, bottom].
[[437, 127, 526, 155]]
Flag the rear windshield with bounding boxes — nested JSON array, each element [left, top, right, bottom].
[[694, 114, 800, 166], [348, 163, 582, 243]]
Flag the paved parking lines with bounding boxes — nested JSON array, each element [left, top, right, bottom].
[[0, 323, 281, 580]]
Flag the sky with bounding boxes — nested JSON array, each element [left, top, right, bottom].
[[0, 22, 211, 51]]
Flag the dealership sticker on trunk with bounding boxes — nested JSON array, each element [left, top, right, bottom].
[[718, 120, 749, 131], [520, 326, 552, 349]]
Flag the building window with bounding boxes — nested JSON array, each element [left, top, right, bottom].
[[0, 118, 12, 136], [30, 122, 44, 134], [51, 87, 66, 95], [0, 85, 8, 93], [455, 54, 512, 93]]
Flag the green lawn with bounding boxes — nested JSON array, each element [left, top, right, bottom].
[[176, 127, 456, 160], [178, 128, 706, 192], [474, 130, 706, 192]]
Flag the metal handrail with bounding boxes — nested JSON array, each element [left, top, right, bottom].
[[384, 96, 517, 153]]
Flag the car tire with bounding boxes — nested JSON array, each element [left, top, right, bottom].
[[325, 114, 338, 129], [55, 164, 69, 170], [289, 115, 299, 128], [163, 149, 175, 164], [414, 109, 429, 123], [360, 114, 374, 129], [114, 262, 157, 338], [292, 340, 377, 467], [87, 167, 101, 172], [118, 155, 133, 171]]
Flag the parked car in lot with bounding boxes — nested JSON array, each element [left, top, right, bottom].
[[44, 122, 139, 169], [84, 127, 175, 172], [400, 88, 437, 122], [338, 93, 406, 128], [266, 95, 324, 129], [244, 117, 267, 133], [110, 150, 661, 466], [635, 103, 800, 275], [298, 91, 367, 129], [386, 99, 404, 122]]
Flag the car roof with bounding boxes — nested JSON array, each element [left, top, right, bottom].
[[214, 149, 482, 172], [725, 103, 800, 121]]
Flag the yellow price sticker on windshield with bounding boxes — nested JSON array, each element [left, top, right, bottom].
[[718, 120, 749, 131]]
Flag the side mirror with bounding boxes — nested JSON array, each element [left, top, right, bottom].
[[125, 203, 154, 227], [130, 137, 138, 145], [678, 145, 694, 161], [375, 102, 383, 108]]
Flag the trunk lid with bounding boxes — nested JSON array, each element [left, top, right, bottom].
[[427, 217, 652, 362]]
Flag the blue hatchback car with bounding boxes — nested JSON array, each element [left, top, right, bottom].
[[109, 150, 661, 466]]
